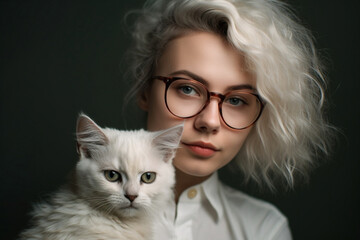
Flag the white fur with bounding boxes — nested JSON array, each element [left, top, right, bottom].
[[19, 114, 183, 240]]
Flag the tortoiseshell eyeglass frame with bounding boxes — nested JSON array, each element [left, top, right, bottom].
[[151, 76, 265, 130]]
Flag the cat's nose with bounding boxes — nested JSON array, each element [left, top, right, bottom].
[[125, 194, 138, 202]]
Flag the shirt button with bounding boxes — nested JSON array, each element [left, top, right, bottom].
[[187, 188, 197, 199]]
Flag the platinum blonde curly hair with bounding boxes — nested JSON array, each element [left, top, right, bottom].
[[127, 0, 334, 190]]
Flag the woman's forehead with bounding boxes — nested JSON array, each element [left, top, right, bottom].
[[155, 32, 255, 91]]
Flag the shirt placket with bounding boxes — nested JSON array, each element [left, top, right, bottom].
[[174, 186, 201, 240]]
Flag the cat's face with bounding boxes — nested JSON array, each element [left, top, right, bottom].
[[75, 115, 183, 218]]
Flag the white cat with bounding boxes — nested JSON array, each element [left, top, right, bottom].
[[19, 114, 183, 240]]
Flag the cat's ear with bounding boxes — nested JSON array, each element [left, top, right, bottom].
[[153, 123, 184, 163], [76, 113, 109, 158]]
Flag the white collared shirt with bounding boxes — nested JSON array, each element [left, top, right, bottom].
[[154, 172, 292, 240]]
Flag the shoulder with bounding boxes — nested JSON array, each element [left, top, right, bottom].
[[220, 183, 283, 218], [219, 182, 292, 240]]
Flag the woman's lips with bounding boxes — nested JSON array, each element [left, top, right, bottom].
[[182, 141, 219, 158]]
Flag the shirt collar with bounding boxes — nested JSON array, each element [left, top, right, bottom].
[[200, 171, 224, 222]]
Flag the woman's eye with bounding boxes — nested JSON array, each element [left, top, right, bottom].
[[104, 170, 121, 182], [179, 85, 198, 96], [226, 97, 246, 106], [140, 172, 156, 184]]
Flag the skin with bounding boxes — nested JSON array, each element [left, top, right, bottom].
[[139, 31, 256, 202]]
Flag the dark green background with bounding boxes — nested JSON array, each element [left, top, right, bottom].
[[1, 0, 359, 239]]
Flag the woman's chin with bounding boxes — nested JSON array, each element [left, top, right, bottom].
[[175, 163, 216, 178]]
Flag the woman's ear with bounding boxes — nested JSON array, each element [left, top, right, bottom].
[[137, 90, 149, 111]]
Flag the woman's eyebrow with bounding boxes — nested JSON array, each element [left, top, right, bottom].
[[169, 69, 256, 91], [227, 84, 256, 92], [169, 70, 208, 85]]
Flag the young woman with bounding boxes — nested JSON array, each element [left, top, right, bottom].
[[127, 0, 332, 239]]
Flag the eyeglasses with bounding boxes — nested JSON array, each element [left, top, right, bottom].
[[152, 76, 265, 130]]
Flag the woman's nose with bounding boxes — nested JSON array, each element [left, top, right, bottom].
[[194, 99, 221, 134]]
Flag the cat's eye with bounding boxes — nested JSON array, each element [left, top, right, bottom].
[[104, 170, 121, 182], [140, 172, 156, 184]]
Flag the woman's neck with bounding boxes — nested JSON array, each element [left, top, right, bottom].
[[174, 168, 212, 203]]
